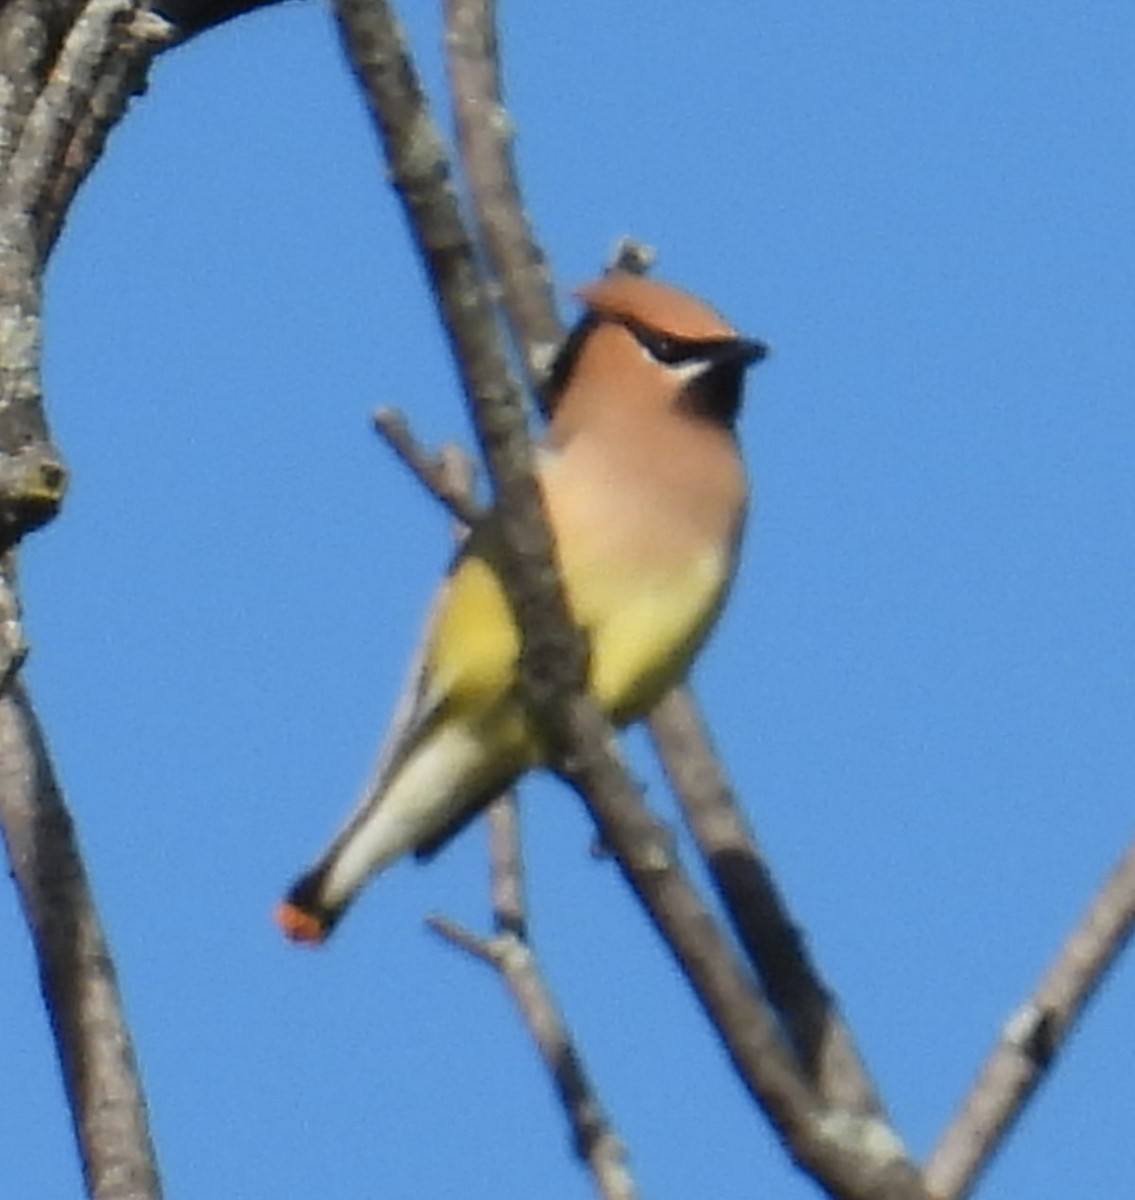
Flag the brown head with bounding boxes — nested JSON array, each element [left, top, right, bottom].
[[543, 273, 767, 441]]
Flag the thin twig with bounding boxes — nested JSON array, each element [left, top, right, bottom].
[[427, 911, 639, 1200], [336, 4, 929, 1196], [924, 835, 1135, 1200], [607, 238, 656, 277], [373, 406, 483, 527], [650, 687, 887, 1118], [443, 0, 562, 395], [426, 913, 497, 963], [488, 794, 526, 938], [486, 798, 639, 1199]]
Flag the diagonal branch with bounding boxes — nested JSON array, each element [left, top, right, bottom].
[[385, 418, 638, 1200], [332, 0, 586, 722], [0, 2, 175, 1194], [649, 686, 886, 1118], [429, 797, 640, 1200], [331, 4, 927, 1197], [372, 406, 483, 527], [443, 0, 562, 396], [924, 835, 1135, 1200], [441, 0, 890, 1137], [0, 648, 164, 1200]]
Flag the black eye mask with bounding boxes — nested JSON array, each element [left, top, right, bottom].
[[618, 317, 766, 370], [541, 312, 767, 417]]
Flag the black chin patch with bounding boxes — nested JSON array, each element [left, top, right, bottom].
[[676, 360, 748, 428]]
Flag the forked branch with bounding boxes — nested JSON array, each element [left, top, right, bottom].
[[443, 0, 891, 1141], [925, 835, 1135, 1199], [429, 796, 640, 1200], [333, 2, 927, 1197]]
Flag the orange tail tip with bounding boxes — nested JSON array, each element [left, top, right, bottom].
[[276, 900, 330, 945]]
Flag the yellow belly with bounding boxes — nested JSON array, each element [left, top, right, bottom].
[[425, 532, 730, 735]]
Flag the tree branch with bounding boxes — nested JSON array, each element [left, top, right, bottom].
[[0, 0, 172, 549], [429, 795, 640, 1200], [924, 834, 1135, 1200], [372, 406, 483, 528], [332, 4, 927, 1196], [0, 1, 173, 1193], [441, 0, 896, 1152], [487, 791, 525, 938], [7, 0, 174, 262], [443, 0, 562, 394], [331, 0, 587, 717], [0, 651, 164, 1200], [649, 686, 887, 1117], [378, 399, 637, 1200]]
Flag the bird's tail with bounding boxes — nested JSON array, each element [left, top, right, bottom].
[[275, 717, 517, 944], [276, 697, 538, 945], [276, 868, 342, 945], [275, 792, 412, 946]]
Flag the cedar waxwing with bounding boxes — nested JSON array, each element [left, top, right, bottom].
[[277, 273, 766, 943]]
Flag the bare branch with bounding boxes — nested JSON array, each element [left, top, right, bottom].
[[0, 661, 164, 1200], [0, 3, 174, 1192], [333, 3, 929, 1195], [429, 802, 641, 1200], [372, 406, 483, 528], [17, 0, 172, 253], [0, 0, 172, 547], [607, 237, 656, 277], [650, 686, 886, 1118], [488, 793, 526, 938], [443, 0, 562, 393], [332, 0, 583, 695], [6, 0, 174, 261], [436, 33, 893, 1129], [550, 700, 927, 1198], [925, 835, 1135, 1200], [415, 426, 635, 1199], [440, 13, 894, 1139]]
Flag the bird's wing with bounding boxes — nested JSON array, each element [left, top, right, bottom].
[[358, 523, 521, 803], [354, 588, 449, 803]]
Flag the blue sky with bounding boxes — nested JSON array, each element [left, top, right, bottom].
[[2, 4, 1133, 1197]]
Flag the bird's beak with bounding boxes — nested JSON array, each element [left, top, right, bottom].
[[734, 337, 770, 367]]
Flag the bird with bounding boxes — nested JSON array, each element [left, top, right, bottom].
[[276, 272, 767, 944]]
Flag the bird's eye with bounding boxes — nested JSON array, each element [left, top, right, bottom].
[[646, 334, 686, 364], [627, 322, 699, 366]]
